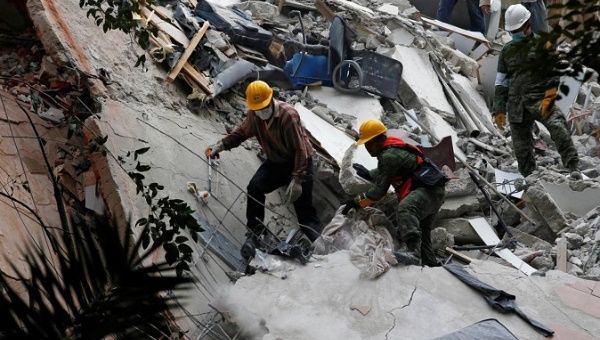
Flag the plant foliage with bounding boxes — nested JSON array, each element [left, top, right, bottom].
[[0, 214, 192, 339], [79, 0, 158, 67], [120, 147, 203, 277]]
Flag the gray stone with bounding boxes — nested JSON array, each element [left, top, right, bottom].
[[444, 175, 477, 198], [522, 184, 568, 235], [434, 218, 482, 245], [438, 195, 480, 219], [506, 227, 553, 251], [530, 255, 554, 271], [565, 232, 584, 249], [568, 256, 583, 267], [573, 222, 591, 237], [568, 263, 584, 276], [583, 265, 600, 280], [431, 227, 454, 253]]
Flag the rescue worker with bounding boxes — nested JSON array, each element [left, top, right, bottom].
[[205, 80, 321, 241], [343, 119, 447, 266], [492, 4, 579, 177]]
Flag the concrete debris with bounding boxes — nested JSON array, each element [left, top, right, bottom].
[[9, 0, 600, 337]]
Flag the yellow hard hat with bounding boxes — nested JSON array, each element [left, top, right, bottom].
[[356, 119, 387, 145], [246, 80, 273, 111]]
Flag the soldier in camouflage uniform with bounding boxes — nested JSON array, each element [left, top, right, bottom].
[[343, 119, 447, 266], [493, 4, 579, 177]]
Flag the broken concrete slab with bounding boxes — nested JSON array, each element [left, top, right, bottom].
[[379, 45, 456, 119], [450, 73, 497, 134], [435, 218, 482, 245], [477, 54, 499, 104], [438, 195, 480, 219], [218, 251, 600, 339], [540, 181, 600, 218], [308, 87, 384, 131], [387, 27, 414, 46], [295, 103, 377, 170], [376, 3, 399, 16], [522, 184, 569, 235]]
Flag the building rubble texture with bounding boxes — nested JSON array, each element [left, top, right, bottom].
[[1, 0, 600, 339]]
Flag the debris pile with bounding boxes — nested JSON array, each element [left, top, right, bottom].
[[128, 0, 600, 282]]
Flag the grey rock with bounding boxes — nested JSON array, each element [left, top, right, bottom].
[[522, 184, 568, 234], [568, 263, 584, 276], [438, 195, 480, 219], [434, 218, 481, 245], [431, 227, 454, 253], [530, 255, 554, 271], [573, 222, 591, 237], [565, 232, 584, 249], [583, 265, 600, 280], [444, 176, 477, 198], [568, 256, 583, 267]]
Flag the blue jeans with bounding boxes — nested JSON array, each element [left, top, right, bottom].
[[523, 0, 549, 34], [437, 0, 485, 34]]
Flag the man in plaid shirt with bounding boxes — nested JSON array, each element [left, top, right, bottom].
[[205, 81, 321, 242]]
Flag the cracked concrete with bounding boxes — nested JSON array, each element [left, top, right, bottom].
[[217, 251, 600, 339]]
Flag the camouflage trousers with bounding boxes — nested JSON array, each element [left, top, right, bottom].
[[509, 104, 579, 177], [396, 185, 446, 266]]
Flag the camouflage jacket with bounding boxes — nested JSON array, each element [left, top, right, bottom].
[[366, 146, 419, 201], [492, 38, 560, 123]]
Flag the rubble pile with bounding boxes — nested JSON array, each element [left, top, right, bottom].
[[129, 0, 600, 282]]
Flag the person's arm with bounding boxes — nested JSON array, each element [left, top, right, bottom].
[[365, 151, 416, 201], [221, 112, 254, 150]]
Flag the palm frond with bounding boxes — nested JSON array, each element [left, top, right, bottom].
[[0, 214, 192, 339]]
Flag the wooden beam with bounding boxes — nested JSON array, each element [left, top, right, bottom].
[[445, 247, 472, 264], [556, 237, 568, 272], [141, 7, 190, 47], [166, 21, 210, 83], [182, 63, 211, 95]]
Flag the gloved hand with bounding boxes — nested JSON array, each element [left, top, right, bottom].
[[285, 177, 303, 203], [341, 198, 360, 215], [205, 141, 224, 159], [352, 163, 372, 181], [494, 112, 506, 131], [540, 87, 558, 120], [480, 4, 491, 15]]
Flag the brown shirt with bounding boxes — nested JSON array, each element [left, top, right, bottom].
[[221, 100, 313, 177]]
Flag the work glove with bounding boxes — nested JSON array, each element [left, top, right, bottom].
[[493, 112, 506, 131], [285, 176, 303, 204], [352, 163, 372, 181], [341, 198, 360, 216], [480, 4, 491, 15], [540, 87, 558, 120], [205, 141, 224, 159]]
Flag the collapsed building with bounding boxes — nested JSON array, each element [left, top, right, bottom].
[[1, 0, 600, 339]]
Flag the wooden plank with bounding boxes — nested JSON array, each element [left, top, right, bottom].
[[556, 237, 568, 272], [141, 7, 190, 47], [421, 17, 489, 44], [445, 247, 472, 264], [182, 63, 211, 95], [166, 21, 209, 82]]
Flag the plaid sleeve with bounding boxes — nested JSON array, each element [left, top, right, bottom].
[[280, 105, 312, 178], [221, 111, 255, 150]]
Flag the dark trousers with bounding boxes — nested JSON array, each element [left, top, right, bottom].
[[246, 159, 321, 241], [437, 0, 486, 34]]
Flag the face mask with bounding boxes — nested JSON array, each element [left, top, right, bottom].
[[511, 31, 527, 42], [255, 106, 273, 120]]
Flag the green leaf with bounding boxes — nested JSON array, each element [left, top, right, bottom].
[[135, 218, 148, 227], [178, 243, 193, 255], [164, 243, 179, 265], [175, 261, 190, 277], [141, 232, 150, 249], [175, 236, 188, 243], [136, 162, 151, 172]]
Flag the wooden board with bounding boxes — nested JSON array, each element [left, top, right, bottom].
[[182, 63, 211, 95], [167, 21, 210, 82], [445, 247, 472, 264], [556, 237, 568, 272], [141, 7, 190, 47], [421, 17, 489, 44]]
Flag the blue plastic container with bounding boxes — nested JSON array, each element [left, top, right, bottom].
[[284, 53, 333, 89]]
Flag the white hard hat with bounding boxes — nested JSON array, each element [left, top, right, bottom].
[[505, 4, 531, 31]]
